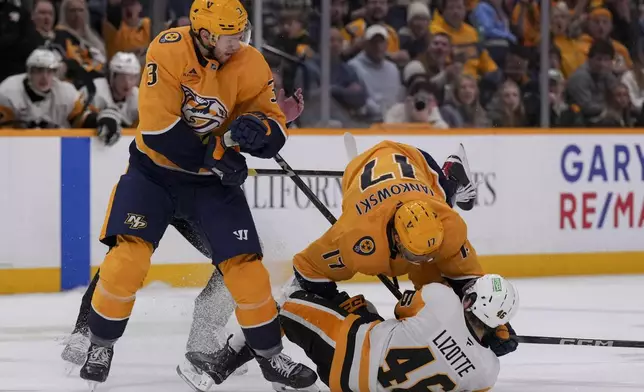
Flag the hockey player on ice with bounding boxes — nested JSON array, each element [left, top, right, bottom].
[[0, 48, 121, 138], [276, 274, 519, 392], [60, 86, 304, 386], [67, 0, 317, 387]]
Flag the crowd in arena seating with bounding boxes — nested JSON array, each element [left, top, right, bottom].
[[0, 0, 642, 131]]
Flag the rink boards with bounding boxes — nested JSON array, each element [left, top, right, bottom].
[[0, 128, 643, 293]]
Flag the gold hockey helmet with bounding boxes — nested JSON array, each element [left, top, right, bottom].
[[189, 0, 251, 46], [394, 200, 444, 263]]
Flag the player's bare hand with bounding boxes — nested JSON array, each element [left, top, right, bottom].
[[277, 88, 304, 123]]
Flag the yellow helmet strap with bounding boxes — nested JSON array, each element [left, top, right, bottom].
[[191, 28, 218, 60]]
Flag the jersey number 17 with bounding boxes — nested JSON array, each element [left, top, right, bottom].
[[360, 154, 417, 192]]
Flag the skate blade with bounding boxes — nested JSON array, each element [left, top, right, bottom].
[[86, 380, 100, 392], [64, 361, 80, 376], [271, 382, 320, 392], [232, 362, 248, 376], [176, 363, 214, 392]]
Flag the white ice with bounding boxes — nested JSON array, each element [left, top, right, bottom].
[[1, 275, 643, 391]]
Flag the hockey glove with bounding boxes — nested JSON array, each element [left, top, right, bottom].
[[204, 135, 248, 187], [229, 113, 269, 151], [483, 322, 519, 357], [96, 108, 123, 146], [335, 292, 383, 322]]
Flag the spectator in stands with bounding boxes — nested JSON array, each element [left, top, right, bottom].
[[580, 8, 632, 73], [31, 0, 57, 47], [488, 79, 528, 127], [441, 74, 490, 128], [398, 2, 431, 60], [345, 0, 408, 65], [550, 1, 586, 78], [431, 0, 500, 83], [278, 8, 314, 59], [54, 0, 106, 90], [511, 0, 540, 47], [499, 44, 539, 117], [0, 0, 38, 83], [404, 32, 461, 96], [470, 0, 517, 67], [102, 0, 152, 63], [605, 0, 634, 48], [384, 76, 449, 128], [603, 82, 637, 127], [622, 54, 644, 112], [297, 27, 368, 113], [348, 24, 404, 121], [0, 48, 118, 133], [535, 68, 584, 127], [331, 0, 351, 42], [565, 39, 618, 125]]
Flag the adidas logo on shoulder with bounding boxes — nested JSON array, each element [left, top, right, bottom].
[[183, 68, 199, 78]]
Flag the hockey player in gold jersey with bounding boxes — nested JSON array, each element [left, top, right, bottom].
[[78, 1, 317, 390], [191, 140, 518, 383]]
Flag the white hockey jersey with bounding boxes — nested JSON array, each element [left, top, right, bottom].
[[349, 283, 499, 392], [0, 74, 87, 129], [90, 77, 139, 127]]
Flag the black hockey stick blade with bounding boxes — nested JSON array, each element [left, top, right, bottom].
[[516, 335, 644, 348]]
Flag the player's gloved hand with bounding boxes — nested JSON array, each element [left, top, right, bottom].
[[229, 113, 269, 151], [97, 108, 123, 146], [204, 135, 248, 187], [334, 292, 383, 322], [483, 322, 519, 357]]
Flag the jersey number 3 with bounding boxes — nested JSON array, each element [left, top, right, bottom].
[[378, 347, 456, 391], [146, 63, 158, 86], [360, 154, 416, 192]]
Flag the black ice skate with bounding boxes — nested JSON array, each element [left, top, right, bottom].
[[256, 353, 319, 392], [442, 143, 477, 211], [80, 342, 114, 390], [178, 335, 254, 391]]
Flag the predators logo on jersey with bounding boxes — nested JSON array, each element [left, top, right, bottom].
[[180, 85, 229, 134]]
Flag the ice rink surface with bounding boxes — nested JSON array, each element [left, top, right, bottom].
[[1, 275, 643, 392]]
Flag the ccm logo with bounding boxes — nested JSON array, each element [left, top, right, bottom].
[[560, 339, 613, 346]]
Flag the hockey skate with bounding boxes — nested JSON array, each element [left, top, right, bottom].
[[178, 335, 319, 392], [60, 329, 90, 375], [442, 143, 478, 211], [79, 342, 114, 391], [256, 352, 319, 392], [178, 335, 254, 391]]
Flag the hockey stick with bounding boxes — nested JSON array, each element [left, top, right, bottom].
[[273, 149, 403, 299], [248, 168, 343, 178], [516, 335, 644, 348]]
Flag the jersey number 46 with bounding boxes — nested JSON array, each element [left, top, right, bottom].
[[378, 347, 456, 391]]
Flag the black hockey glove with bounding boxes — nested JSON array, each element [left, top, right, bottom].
[[483, 322, 519, 357], [96, 108, 122, 146], [229, 113, 268, 151], [333, 291, 383, 322], [204, 135, 248, 187]]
